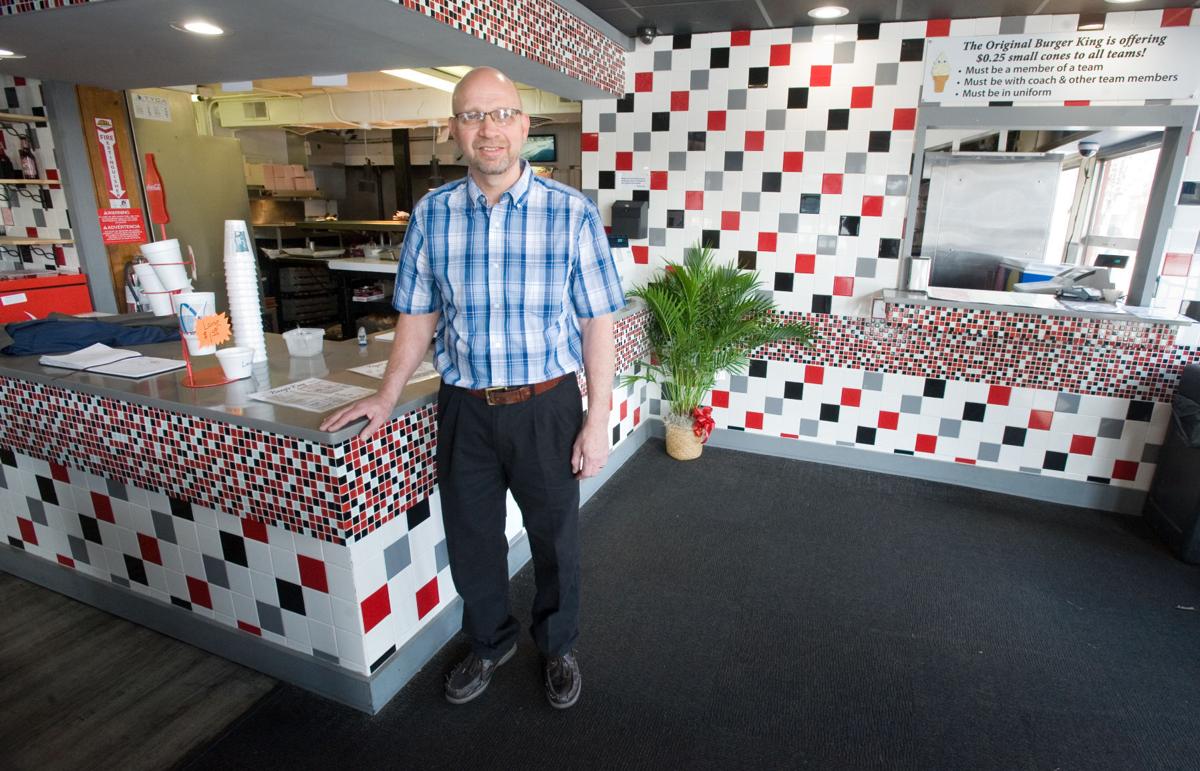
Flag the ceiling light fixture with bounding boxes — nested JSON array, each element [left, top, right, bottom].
[[172, 20, 224, 35], [0, 49, 13, 56], [808, 5, 850, 19], [381, 68, 458, 93], [1103, 0, 1141, 4]]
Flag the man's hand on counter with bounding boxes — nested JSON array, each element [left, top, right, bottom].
[[320, 393, 399, 439]]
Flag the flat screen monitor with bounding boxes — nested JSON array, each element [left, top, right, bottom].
[[521, 134, 556, 163]]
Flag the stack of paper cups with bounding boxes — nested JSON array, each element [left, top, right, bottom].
[[140, 239, 193, 293], [171, 291, 217, 355], [223, 220, 268, 364], [133, 262, 175, 316]]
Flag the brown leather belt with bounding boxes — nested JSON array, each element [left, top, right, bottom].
[[462, 374, 569, 406]]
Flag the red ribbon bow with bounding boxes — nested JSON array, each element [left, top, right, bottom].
[[692, 406, 715, 443]]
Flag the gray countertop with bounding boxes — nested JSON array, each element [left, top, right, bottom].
[[884, 289, 1193, 326], [0, 333, 438, 445]]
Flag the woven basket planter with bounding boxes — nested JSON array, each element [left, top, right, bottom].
[[664, 421, 703, 461]]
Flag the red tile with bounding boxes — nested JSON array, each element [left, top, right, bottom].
[[758, 232, 777, 252], [795, 253, 815, 274], [878, 411, 899, 430], [1070, 435, 1095, 455], [955, 458, 977, 465], [833, 277, 854, 296], [1112, 460, 1139, 481], [361, 584, 391, 633], [137, 532, 162, 565], [416, 576, 440, 619], [822, 173, 843, 194], [711, 390, 729, 409], [91, 491, 114, 523], [1028, 410, 1053, 430], [237, 621, 262, 636], [50, 462, 69, 482], [670, 91, 690, 111], [17, 518, 37, 545], [770, 43, 791, 66], [708, 110, 726, 131], [57, 554, 75, 568], [782, 151, 804, 172], [926, 19, 951, 37], [745, 412, 764, 430], [615, 151, 632, 171], [242, 517, 269, 543], [298, 554, 329, 592], [745, 131, 764, 151], [987, 385, 1011, 405], [632, 245, 649, 264], [721, 211, 740, 231], [731, 30, 751, 46], [1162, 8, 1192, 26], [581, 132, 598, 152], [893, 108, 917, 130], [187, 576, 213, 609], [1063, 100, 1090, 107], [841, 388, 861, 407], [915, 434, 938, 453], [850, 86, 874, 108], [804, 365, 824, 384], [620, 400, 628, 421], [685, 190, 704, 210], [1161, 252, 1192, 277], [634, 407, 641, 426], [810, 65, 832, 87], [862, 196, 883, 217], [634, 72, 653, 92], [650, 170, 668, 190]]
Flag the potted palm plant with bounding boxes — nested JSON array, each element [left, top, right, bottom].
[[625, 243, 815, 460]]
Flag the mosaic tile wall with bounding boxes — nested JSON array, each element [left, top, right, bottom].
[[0, 0, 100, 16], [0, 74, 76, 272]]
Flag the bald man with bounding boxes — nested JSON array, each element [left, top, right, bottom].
[[322, 67, 624, 709]]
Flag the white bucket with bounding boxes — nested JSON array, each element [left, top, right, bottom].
[[140, 239, 192, 292]]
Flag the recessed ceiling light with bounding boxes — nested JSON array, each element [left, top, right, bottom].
[[1103, 0, 1142, 4], [381, 68, 458, 93], [172, 20, 224, 35], [1078, 22, 1104, 30], [808, 5, 850, 19], [0, 49, 13, 56]]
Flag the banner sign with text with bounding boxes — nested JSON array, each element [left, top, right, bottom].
[[923, 27, 1200, 104]]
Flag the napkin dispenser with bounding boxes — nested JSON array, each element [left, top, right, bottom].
[[611, 200, 648, 240]]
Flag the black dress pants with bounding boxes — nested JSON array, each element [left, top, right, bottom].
[[436, 376, 582, 660]]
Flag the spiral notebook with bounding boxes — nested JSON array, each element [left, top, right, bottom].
[[39, 343, 186, 379]]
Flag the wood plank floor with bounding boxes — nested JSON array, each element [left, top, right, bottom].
[[0, 572, 276, 771]]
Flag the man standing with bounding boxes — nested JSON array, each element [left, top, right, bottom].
[[321, 67, 624, 710]]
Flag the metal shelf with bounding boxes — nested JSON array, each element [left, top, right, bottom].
[[0, 178, 55, 185], [0, 237, 73, 246], [0, 112, 48, 124], [294, 220, 408, 233]]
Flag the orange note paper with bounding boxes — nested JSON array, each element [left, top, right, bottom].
[[195, 312, 232, 348]]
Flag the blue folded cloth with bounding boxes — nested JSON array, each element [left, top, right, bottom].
[[1, 318, 181, 356]]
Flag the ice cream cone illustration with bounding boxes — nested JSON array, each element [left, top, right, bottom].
[[931, 53, 950, 93]]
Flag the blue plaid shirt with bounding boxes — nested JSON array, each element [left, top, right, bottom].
[[393, 163, 625, 389]]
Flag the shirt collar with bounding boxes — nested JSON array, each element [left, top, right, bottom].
[[465, 161, 533, 209]]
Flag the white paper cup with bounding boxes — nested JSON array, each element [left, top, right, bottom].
[[140, 238, 182, 264], [172, 291, 217, 356], [215, 346, 254, 380], [224, 220, 255, 259], [133, 263, 175, 316]]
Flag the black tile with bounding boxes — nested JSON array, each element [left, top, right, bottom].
[[0, 447, 15, 467], [839, 216, 860, 236], [800, 194, 821, 214], [784, 381, 804, 400], [899, 38, 925, 62], [687, 131, 707, 151], [748, 66, 769, 89], [857, 22, 880, 40], [277, 579, 306, 615], [987, 101, 1014, 107], [79, 514, 102, 544], [370, 645, 397, 673], [652, 111, 670, 132], [169, 496, 193, 520], [36, 475, 57, 505], [406, 498, 431, 530], [894, 449, 915, 456], [1127, 400, 1153, 422], [616, 93, 635, 113], [1002, 427, 1027, 447], [667, 210, 685, 229], [171, 596, 193, 611], [812, 294, 832, 314], [1043, 451, 1069, 472], [878, 238, 900, 259], [701, 229, 720, 249], [612, 424, 621, 447], [737, 250, 756, 270], [124, 554, 148, 586], [632, 189, 649, 202], [673, 34, 692, 49], [1086, 475, 1111, 484], [856, 426, 877, 445], [868, 131, 891, 152], [8, 536, 23, 549], [749, 360, 767, 378], [220, 530, 248, 567], [724, 151, 743, 171], [787, 87, 808, 109], [761, 172, 781, 193], [710, 47, 730, 69], [924, 379, 946, 398], [598, 171, 615, 189], [774, 272, 793, 292], [827, 109, 849, 131], [819, 403, 840, 422], [962, 402, 986, 422]]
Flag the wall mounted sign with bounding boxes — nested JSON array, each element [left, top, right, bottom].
[[923, 27, 1200, 104], [616, 172, 648, 190], [130, 93, 171, 122], [98, 207, 146, 244], [94, 117, 130, 209]]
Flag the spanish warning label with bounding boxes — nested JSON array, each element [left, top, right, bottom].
[[923, 27, 1200, 104]]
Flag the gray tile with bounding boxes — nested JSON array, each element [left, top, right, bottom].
[[256, 601, 284, 635], [111, 574, 130, 588], [834, 41, 856, 64], [649, 227, 666, 246], [741, 192, 760, 212], [26, 497, 46, 525], [654, 50, 673, 71], [435, 539, 449, 572], [845, 153, 867, 174], [805, 130, 826, 152], [691, 69, 709, 90], [900, 394, 923, 414], [1098, 418, 1124, 439], [978, 443, 1002, 463], [599, 113, 616, 133], [799, 418, 820, 437], [778, 212, 798, 233], [705, 171, 724, 191], [669, 151, 687, 171], [151, 510, 177, 544], [106, 478, 127, 500], [862, 372, 884, 391], [0, 465, 5, 490], [313, 649, 339, 664], [729, 375, 749, 394], [875, 62, 898, 86], [582, 189, 598, 204], [649, 398, 661, 416], [203, 554, 229, 589], [998, 16, 1025, 34], [765, 110, 787, 131], [727, 89, 747, 110], [1055, 393, 1081, 413], [885, 175, 909, 196], [817, 235, 838, 255], [1018, 466, 1042, 475], [69, 534, 89, 564], [634, 132, 651, 152], [384, 535, 411, 578], [765, 397, 784, 416], [855, 258, 877, 278], [33, 209, 46, 228], [792, 26, 814, 43], [939, 418, 961, 438]]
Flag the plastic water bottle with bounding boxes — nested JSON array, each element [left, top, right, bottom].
[[357, 326, 368, 346]]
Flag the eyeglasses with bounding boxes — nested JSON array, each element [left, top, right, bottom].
[[453, 108, 523, 126]]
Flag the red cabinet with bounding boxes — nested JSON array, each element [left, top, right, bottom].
[[0, 272, 93, 323]]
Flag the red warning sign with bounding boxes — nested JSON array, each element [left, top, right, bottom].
[[98, 207, 147, 244]]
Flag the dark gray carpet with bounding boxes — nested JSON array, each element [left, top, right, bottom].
[[181, 441, 1200, 770]]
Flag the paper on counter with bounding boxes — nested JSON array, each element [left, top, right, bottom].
[[374, 330, 395, 342], [250, 378, 374, 413], [39, 342, 185, 378], [926, 286, 1063, 310], [348, 359, 439, 382]]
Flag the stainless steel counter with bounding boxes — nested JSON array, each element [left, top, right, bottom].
[[0, 333, 438, 445]]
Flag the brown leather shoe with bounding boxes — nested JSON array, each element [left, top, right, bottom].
[[444, 644, 516, 704], [544, 651, 581, 709]]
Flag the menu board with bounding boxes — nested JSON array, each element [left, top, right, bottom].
[[923, 27, 1200, 104]]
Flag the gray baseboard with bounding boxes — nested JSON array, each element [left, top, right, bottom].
[[648, 423, 1146, 515]]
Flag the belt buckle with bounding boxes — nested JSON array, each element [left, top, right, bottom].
[[484, 386, 508, 406]]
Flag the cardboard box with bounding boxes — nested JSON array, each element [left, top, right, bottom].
[[243, 163, 265, 187]]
